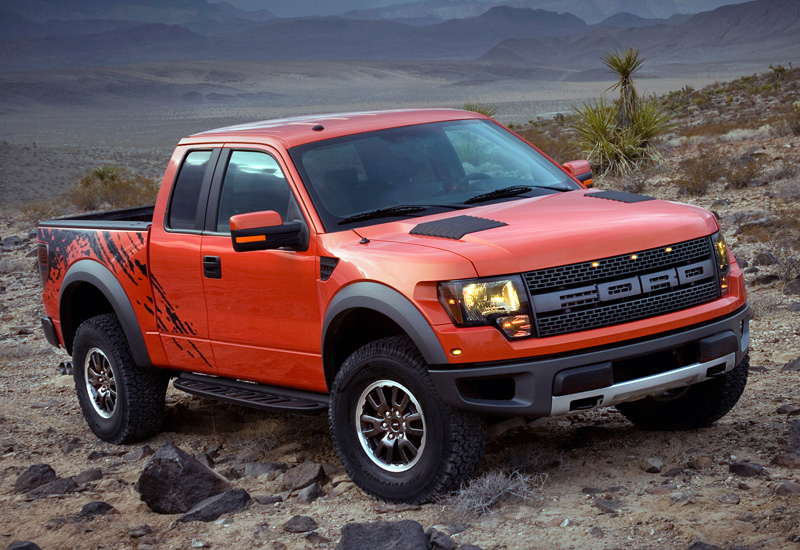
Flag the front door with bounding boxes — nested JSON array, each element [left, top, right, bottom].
[[200, 147, 325, 392]]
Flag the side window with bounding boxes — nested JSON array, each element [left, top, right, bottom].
[[168, 150, 212, 230], [216, 151, 297, 233]]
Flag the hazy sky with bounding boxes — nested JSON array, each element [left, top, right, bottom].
[[216, 0, 437, 18]]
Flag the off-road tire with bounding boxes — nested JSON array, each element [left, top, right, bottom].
[[329, 336, 485, 504], [616, 352, 749, 431], [73, 313, 168, 444]]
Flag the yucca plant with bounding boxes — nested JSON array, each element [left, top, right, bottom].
[[603, 48, 644, 129], [572, 48, 672, 176]]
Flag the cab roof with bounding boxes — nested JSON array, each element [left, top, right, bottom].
[[180, 108, 486, 148]]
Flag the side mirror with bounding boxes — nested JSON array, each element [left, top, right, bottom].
[[562, 160, 593, 188], [229, 210, 307, 252]]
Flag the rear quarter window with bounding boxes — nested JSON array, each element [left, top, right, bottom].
[[168, 150, 212, 230]]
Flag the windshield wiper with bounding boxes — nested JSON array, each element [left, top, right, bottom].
[[464, 184, 570, 204], [338, 205, 426, 225], [338, 203, 470, 225], [464, 185, 534, 204]]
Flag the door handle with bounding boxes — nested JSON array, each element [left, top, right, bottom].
[[203, 256, 221, 279]]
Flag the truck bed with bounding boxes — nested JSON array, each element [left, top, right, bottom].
[[39, 205, 154, 230]]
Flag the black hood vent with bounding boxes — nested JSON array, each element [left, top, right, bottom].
[[587, 190, 655, 203], [410, 215, 507, 240]]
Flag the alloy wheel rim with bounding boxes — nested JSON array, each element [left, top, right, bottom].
[[356, 380, 426, 472], [84, 347, 117, 419]]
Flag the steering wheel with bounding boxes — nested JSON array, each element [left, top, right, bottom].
[[453, 172, 491, 192]]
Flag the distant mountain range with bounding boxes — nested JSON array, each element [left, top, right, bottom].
[[343, 0, 752, 25], [0, 0, 797, 71], [482, 0, 800, 68]]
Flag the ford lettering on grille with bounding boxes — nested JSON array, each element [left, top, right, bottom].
[[524, 238, 721, 337], [532, 259, 714, 314]]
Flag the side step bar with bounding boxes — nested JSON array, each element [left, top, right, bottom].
[[173, 373, 329, 415]]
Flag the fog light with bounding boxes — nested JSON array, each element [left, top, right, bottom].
[[497, 315, 532, 339]]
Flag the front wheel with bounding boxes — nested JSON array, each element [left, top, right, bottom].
[[329, 336, 485, 504], [616, 352, 749, 431], [73, 314, 168, 444]]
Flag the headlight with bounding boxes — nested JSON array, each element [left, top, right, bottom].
[[438, 276, 532, 339], [712, 231, 731, 295]]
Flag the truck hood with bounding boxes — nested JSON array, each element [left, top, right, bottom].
[[353, 189, 720, 277]]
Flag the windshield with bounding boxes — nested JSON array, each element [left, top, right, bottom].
[[289, 119, 579, 231]]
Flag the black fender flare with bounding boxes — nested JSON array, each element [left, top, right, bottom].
[[60, 260, 153, 368], [322, 281, 448, 374]]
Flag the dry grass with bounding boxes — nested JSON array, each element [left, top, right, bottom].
[[439, 469, 547, 518]]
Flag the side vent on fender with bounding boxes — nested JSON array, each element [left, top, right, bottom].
[[320, 257, 339, 281]]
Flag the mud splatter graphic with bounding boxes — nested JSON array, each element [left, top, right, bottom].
[[38, 226, 212, 370]]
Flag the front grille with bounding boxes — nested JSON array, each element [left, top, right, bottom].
[[537, 281, 719, 337], [524, 237, 720, 338], [523, 237, 711, 291]]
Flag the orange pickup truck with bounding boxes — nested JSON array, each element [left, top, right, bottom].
[[38, 109, 749, 503]]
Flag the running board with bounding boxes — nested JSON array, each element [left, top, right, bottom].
[[173, 373, 329, 415]]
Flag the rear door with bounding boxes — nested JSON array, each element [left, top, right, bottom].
[[200, 146, 325, 392], [149, 147, 220, 373]]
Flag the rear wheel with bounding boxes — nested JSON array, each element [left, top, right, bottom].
[[73, 314, 168, 444], [330, 336, 485, 504], [616, 352, 749, 431]]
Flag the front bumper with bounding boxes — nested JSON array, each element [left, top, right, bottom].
[[428, 304, 749, 417]]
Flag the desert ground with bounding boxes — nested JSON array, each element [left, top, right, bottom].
[[1, 60, 799, 550]]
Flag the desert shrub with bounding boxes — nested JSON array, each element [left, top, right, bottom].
[[768, 244, 800, 281], [748, 293, 783, 320], [440, 469, 546, 518], [463, 102, 497, 118], [572, 95, 672, 176], [722, 155, 759, 189], [776, 101, 800, 136], [673, 149, 723, 196], [67, 166, 159, 212]]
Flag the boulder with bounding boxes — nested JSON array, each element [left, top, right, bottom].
[[27, 477, 79, 499], [283, 515, 318, 533], [729, 462, 764, 477], [784, 277, 800, 296], [80, 501, 115, 517], [136, 442, 231, 514], [282, 461, 325, 492], [336, 520, 428, 550], [178, 488, 251, 522], [296, 483, 324, 504], [14, 464, 57, 493], [426, 527, 458, 550], [783, 358, 800, 373]]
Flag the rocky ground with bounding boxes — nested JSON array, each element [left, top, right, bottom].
[[1, 68, 800, 550]]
